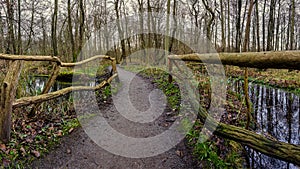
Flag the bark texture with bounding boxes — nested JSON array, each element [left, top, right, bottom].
[[168, 51, 300, 70]]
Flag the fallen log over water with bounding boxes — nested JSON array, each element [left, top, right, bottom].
[[198, 111, 300, 166], [13, 74, 117, 108], [168, 50, 300, 70]]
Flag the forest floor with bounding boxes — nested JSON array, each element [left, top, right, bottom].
[[1, 62, 298, 168], [29, 68, 198, 169]]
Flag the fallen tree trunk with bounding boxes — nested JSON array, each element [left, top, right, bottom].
[[190, 97, 300, 167], [203, 117, 300, 166], [13, 74, 117, 108], [168, 50, 300, 70], [0, 53, 114, 67]]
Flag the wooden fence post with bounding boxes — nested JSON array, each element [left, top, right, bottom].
[[111, 58, 117, 74], [0, 61, 23, 143], [28, 63, 61, 117]]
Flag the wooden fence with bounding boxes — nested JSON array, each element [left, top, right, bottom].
[[0, 54, 118, 143]]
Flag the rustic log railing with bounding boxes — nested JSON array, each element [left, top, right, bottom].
[[167, 50, 300, 166], [0, 53, 118, 143], [168, 50, 300, 71]]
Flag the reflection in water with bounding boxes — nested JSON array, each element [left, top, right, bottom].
[[26, 76, 71, 95], [230, 80, 299, 169], [27, 76, 96, 95]]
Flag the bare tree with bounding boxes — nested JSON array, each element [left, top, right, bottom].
[[267, 0, 276, 51], [6, 0, 16, 54], [290, 0, 295, 50], [68, 0, 76, 62], [51, 0, 58, 56], [202, 0, 215, 40]]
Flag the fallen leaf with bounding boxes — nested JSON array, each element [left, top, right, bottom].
[[176, 150, 183, 157], [32, 150, 40, 157], [56, 130, 63, 137], [48, 127, 54, 131], [0, 144, 6, 152], [68, 128, 74, 133], [20, 147, 26, 155]]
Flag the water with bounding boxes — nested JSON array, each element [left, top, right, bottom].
[[230, 79, 300, 169], [26, 76, 96, 95]]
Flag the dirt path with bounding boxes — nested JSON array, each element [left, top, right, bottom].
[[30, 68, 197, 169]]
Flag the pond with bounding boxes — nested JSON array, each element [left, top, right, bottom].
[[26, 76, 96, 94], [230, 79, 299, 169]]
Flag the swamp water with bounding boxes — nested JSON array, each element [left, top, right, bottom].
[[230, 79, 299, 169]]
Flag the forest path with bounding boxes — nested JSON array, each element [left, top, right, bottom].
[[30, 68, 197, 169]]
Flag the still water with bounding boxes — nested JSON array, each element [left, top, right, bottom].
[[231, 79, 299, 169], [26, 76, 95, 95]]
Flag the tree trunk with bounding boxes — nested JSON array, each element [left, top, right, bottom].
[[235, 0, 242, 52], [114, 0, 126, 64], [267, 0, 276, 51], [68, 0, 76, 62], [290, 0, 295, 50], [169, 0, 177, 53], [0, 9, 3, 53], [17, 0, 22, 55], [243, 0, 254, 52], [202, 0, 215, 41], [24, 0, 35, 54], [165, 0, 171, 59], [123, 0, 131, 60], [208, 119, 300, 166], [51, 0, 58, 56], [255, 1, 260, 52], [275, 0, 281, 51], [262, 0, 267, 51], [220, 0, 226, 52], [6, 0, 16, 54], [227, 0, 230, 52], [78, 0, 85, 59], [242, 0, 255, 129]]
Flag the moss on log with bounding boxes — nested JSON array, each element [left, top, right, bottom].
[[215, 122, 300, 166], [0, 61, 23, 143], [0, 53, 114, 67], [198, 111, 300, 166], [168, 51, 300, 70], [13, 74, 117, 108]]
